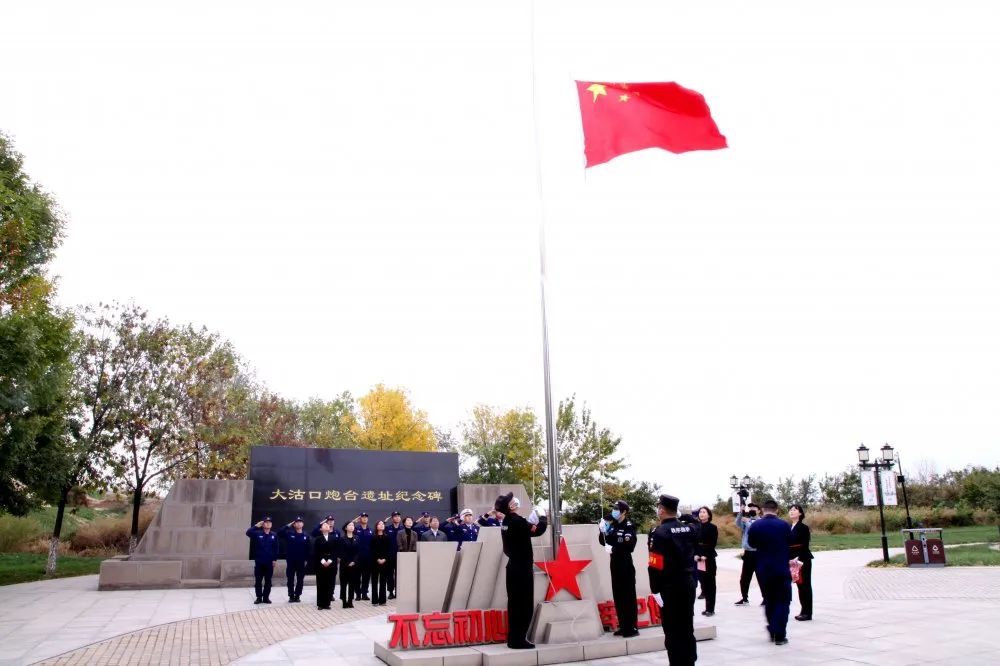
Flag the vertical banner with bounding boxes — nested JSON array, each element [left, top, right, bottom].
[[861, 470, 878, 506], [880, 470, 898, 506]]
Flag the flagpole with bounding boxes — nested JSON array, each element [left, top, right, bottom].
[[528, 0, 561, 558]]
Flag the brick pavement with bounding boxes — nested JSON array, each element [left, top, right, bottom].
[[35, 601, 394, 666], [844, 566, 1000, 600]]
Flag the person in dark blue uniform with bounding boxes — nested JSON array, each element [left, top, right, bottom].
[[647, 494, 698, 665], [478, 510, 500, 527], [454, 509, 480, 550], [313, 519, 338, 610], [441, 514, 460, 542], [246, 515, 279, 604], [748, 499, 792, 645], [339, 521, 361, 608], [497, 492, 547, 650], [600, 499, 638, 637], [278, 516, 311, 603], [789, 504, 813, 621], [414, 512, 431, 536], [384, 511, 403, 600], [311, 514, 341, 540], [352, 513, 374, 600]]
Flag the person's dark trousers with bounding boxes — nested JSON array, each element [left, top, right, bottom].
[[702, 557, 717, 613], [254, 562, 273, 601], [339, 563, 358, 606], [371, 561, 388, 604], [796, 559, 813, 617], [660, 581, 697, 666], [286, 562, 306, 600], [358, 557, 372, 598], [506, 561, 535, 647], [387, 556, 397, 597], [611, 559, 637, 632], [739, 551, 758, 600], [762, 575, 792, 640], [315, 563, 335, 608]]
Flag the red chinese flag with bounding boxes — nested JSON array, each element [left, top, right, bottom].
[[575, 81, 727, 167]]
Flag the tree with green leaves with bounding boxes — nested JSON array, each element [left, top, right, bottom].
[[543, 396, 625, 508], [563, 479, 660, 532], [459, 405, 545, 498], [0, 133, 77, 521], [818, 467, 863, 507], [298, 393, 355, 448]]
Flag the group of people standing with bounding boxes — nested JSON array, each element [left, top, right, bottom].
[[245, 507, 500, 609]]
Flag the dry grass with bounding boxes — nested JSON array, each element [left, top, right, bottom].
[[68, 509, 155, 553]]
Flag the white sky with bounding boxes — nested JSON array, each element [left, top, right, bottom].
[[4, 0, 1000, 506]]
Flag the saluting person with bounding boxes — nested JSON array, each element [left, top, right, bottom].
[[496, 492, 548, 650], [353, 513, 374, 601], [313, 520, 338, 610], [414, 512, 431, 536], [311, 515, 341, 540], [478, 510, 501, 527], [599, 500, 638, 637], [454, 509, 480, 550], [384, 511, 403, 600], [246, 515, 279, 604], [278, 516, 311, 603], [648, 494, 698, 666]]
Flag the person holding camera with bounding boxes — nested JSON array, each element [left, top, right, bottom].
[[735, 503, 762, 606], [599, 500, 638, 637]]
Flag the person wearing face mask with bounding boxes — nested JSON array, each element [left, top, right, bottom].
[[599, 500, 638, 638], [496, 492, 548, 650], [648, 494, 698, 665], [339, 521, 360, 608], [313, 520, 338, 610], [694, 506, 718, 617], [396, 516, 418, 553]]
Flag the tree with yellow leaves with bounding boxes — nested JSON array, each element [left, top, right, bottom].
[[343, 384, 437, 451]]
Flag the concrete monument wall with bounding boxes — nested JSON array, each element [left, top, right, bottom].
[[456, 483, 529, 518]]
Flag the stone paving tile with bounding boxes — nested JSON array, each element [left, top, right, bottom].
[[844, 566, 1000, 600]]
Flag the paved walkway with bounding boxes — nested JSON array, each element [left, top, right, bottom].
[[3, 547, 1000, 665]]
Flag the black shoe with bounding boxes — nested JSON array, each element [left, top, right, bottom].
[[774, 638, 788, 646], [697, 592, 705, 599], [702, 611, 715, 617], [343, 601, 349, 608], [263, 599, 272, 604], [508, 641, 535, 650], [620, 630, 639, 638], [254, 598, 263, 604], [360, 595, 370, 600], [795, 614, 812, 621], [735, 598, 749, 606], [612, 629, 624, 636], [760, 601, 765, 606], [388, 593, 396, 599]]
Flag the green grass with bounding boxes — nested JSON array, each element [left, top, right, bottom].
[[0, 552, 104, 586], [868, 543, 1000, 568], [811, 525, 999, 552]]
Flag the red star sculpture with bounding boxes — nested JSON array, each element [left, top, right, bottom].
[[534, 537, 592, 601]]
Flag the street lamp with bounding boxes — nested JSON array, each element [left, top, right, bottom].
[[730, 474, 752, 514], [857, 443, 896, 563]]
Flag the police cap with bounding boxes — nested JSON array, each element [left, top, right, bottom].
[[293, 516, 304, 523], [420, 511, 430, 517], [391, 511, 401, 517], [657, 495, 680, 511], [261, 515, 273, 522], [360, 512, 369, 518], [494, 492, 514, 514], [324, 515, 335, 521], [613, 500, 630, 512]]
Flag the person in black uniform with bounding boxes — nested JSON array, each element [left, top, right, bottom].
[[311, 514, 341, 540], [246, 516, 279, 604], [694, 506, 718, 617], [599, 499, 638, 637], [496, 492, 547, 650], [339, 521, 360, 608], [478, 510, 501, 527], [384, 511, 403, 599], [647, 494, 698, 666], [788, 504, 813, 621], [278, 516, 311, 603], [313, 519, 338, 610], [747, 500, 792, 645], [370, 520, 392, 605]]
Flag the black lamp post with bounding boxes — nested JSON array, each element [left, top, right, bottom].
[[729, 474, 752, 514], [895, 452, 913, 530], [857, 443, 896, 563]]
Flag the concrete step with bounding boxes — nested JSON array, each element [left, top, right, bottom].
[[180, 579, 221, 589]]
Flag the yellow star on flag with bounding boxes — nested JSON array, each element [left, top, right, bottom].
[[586, 83, 607, 102], [619, 94, 630, 102]]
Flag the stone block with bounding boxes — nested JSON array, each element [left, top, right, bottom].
[[535, 643, 583, 665], [203, 529, 226, 555], [191, 505, 214, 528], [203, 481, 226, 504], [529, 599, 603, 644], [160, 504, 192, 528], [581, 637, 627, 660], [221, 559, 254, 581], [144, 527, 173, 556], [213, 505, 250, 530], [181, 556, 220, 579], [445, 542, 482, 611], [98, 560, 139, 589], [418, 542, 458, 612], [176, 480, 206, 504], [229, 479, 254, 504], [694, 623, 717, 641], [138, 561, 182, 586], [467, 527, 502, 610], [224, 528, 250, 558], [489, 554, 509, 609], [173, 529, 208, 554], [625, 628, 665, 655], [439, 648, 484, 666], [397, 552, 418, 613], [374, 641, 444, 666], [476, 644, 538, 666]]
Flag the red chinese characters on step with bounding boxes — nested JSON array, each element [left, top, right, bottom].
[[388, 597, 664, 650]]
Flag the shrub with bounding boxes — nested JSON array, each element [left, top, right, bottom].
[[0, 514, 44, 552], [821, 515, 851, 534], [69, 509, 154, 554]]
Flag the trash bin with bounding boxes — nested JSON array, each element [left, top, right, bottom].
[[900, 528, 945, 567]]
